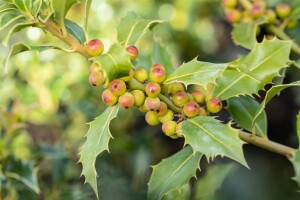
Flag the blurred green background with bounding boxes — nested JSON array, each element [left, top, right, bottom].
[[1, 0, 300, 199]]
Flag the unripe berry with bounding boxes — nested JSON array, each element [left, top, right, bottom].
[[192, 90, 205, 104], [126, 45, 139, 61], [109, 79, 127, 96], [206, 98, 223, 113], [225, 9, 241, 24], [169, 82, 185, 95], [149, 64, 166, 83], [85, 39, 104, 56], [222, 0, 237, 8], [102, 89, 118, 106], [130, 90, 145, 106], [266, 9, 276, 23], [145, 111, 160, 126], [251, 2, 265, 18], [162, 121, 177, 137], [176, 121, 184, 137], [138, 104, 148, 112], [158, 109, 174, 123], [144, 97, 161, 111], [199, 107, 208, 116], [145, 82, 161, 97], [172, 91, 189, 107], [183, 101, 200, 118], [287, 20, 297, 29], [276, 3, 291, 19], [89, 62, 101, 73], [120, 69, 134, 82], [133, 68, 148, 83], [118, 92, 135, 109], [89, 71, 105, 86], [156, 101, 168, 116]]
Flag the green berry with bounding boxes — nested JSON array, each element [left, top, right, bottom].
[[145, 111, 160, 126], [156, 101, 168, 116], [158, 109, 174, 123], [169, 82, 185, 95], [276, 3, 291, 19], [133, 68, 148, 83], [109, 79, 127, 96], [162, 121, 177, 137], [183, 101, 200, 118], [145, 82, 161, 97], [266, 9, 276, 23], [85, 39, 104, 57], [199, 107, 208, 116], [144, 97, 161, 111], [138, 104, 148, 113], [89, 62, 101, 73], [192, 90, 205, 104], [149, 64, 166, 83], [102, 89, 118, 106], [287, 20, 297, 29], [206, 98, 223, 113], [126, 45, 139, 61], [130, 90, 145, 106], [89, 70, 105, 86], [222, 0, 237, 8], [175, 121, 184, 137], [172, 91, 189, 107]]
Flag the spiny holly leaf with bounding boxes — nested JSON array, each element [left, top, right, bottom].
[[231, 18, 267, 49], [162, 184, 190, 200], [213, 38, 292, 100], [12, 0, 31, 13], [84, 0, 92, 39], [227, 96, 267, 138], [65, 19, 86, 44], [51, 0, 79, 36], [94, 43, 134, 86], [152, 40, 174, 75], [182, 116, 248, 167], [164, 58, 227, 89], [117, 11, 163, 47], [79, 105, 119, 199], [0, 11, 26, 31], [253, 81, 300, 124], [147, 146, 202, 200], [194, 164, 235, 200]]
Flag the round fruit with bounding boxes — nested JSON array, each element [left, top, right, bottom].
[[144, 97, 161, 111], [275, 3, 291, 19], [225, 9, 241, 24], [130, 90, 145, 106], [89, 71, 105, 86], [251, 2, 265, 18], [162, 121, 177, 136], [206, 98, 223, 113], [133, 68, 148, 83], [138, 104, 148, 113], [149, 64, 166, 83], [145, 82, 161, 97], [118, 92, 135, 109], [175, 121, 184, 137], [222, 0, 237, 8], [287, 20, 297, 29], [199, 107, 208, 116], [183, 101, 200, 118], [266, 9, 276, 23], [109, 79, 127, 96], [158, 109, 174, 123], [169, 82, 185, 95], [102, 89, 118, 106], [85, 39, 104, 56], [145, 111, 160, 126], [126, 45, 139, 61], [156, 101, 168, 116], [192, 90, 205, 104], [172, 91, 189, 107], [89, 62, 101, 73]]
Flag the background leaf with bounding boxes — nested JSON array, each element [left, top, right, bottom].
[[12, 0, 31, 13], [182, 116, 248, 167], [79, 105, 119, 198], [117, 11, 163, 47], [152, 40, 174, 75], [84, 0, 92, 40], [164, 58, 227, 89], [227, 96, 267, 138], [213, 38, 292, 100], [147, 146, 202, 200], [161, 184, 190, 200], [65, 19, 86, 44]]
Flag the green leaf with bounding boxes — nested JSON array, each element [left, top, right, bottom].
[[51, 0, 79, 36], [94, 43, 134, 85], [0, 11, 25, 31], [152, 40, 174, 75], [2, 21, 35, 45], [253, 81, 300, 125], [194, 164, 235, 200], [182, 116, 248, 167], [117, 11, 163, 47], [0, 4, 18, 14], [162, 184, 190, 200], [84, 0, 92, 39], [213, 38, 292, 100], [79, 105, 119, 199], [31, 0, 42, 17], [164, 58, 227, 89], [65, 19, 86, 44], [13, 0, 31, 13], [147, 146, 202, 200], [227, 96, 267, 138], [231, 18, 267, 49]]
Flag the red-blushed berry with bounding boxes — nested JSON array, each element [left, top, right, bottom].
[[130, 90, 145, 106], [145, 111, 160, 126], [266, 9, 276, 23], [156, 101, 168, 116], [169, 82, 185, 95], [118, 92, 135, 109], [89, 71, 105, 86], [199, 107, 208, 116], [85, 39, 104, 56], [162, 121, 177, 137], [183, 101, 200, 118], [225, 9, 241, 23], [251, 2, 265, 18], [192, 90, 205, 104], [206, 98, 223, 113], [145, 82, 161, 97], [133, 68, 148, 83], [144, 97, 161, 111], [172, 91, 189, 107], [158, 109, 174, 123], [276, 3, 291, 19], [222, 0, 237, 8], [89, 62, 101, 74], [126, 45, 139, 61], [149, 64, 166, 83], [109, 79, 127, 96], [102, 89, 118, 106]]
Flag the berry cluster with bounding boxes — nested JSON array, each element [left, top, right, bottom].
[[222, 0, 295, 28], [86, 39, 222, 139]]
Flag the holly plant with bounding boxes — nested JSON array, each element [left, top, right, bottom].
[[1, 0, 300, 199]]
